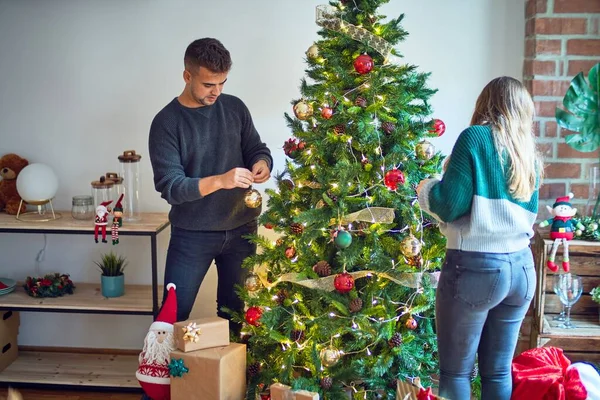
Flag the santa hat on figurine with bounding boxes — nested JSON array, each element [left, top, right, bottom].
[[553, 194, 573, 208], [136, 283, 177, 400], [113, 194, 124, 213]]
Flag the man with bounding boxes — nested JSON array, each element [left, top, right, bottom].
[[149, 38, 272, 335]]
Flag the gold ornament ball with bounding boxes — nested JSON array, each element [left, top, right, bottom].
[[293, 100, 314, 120], [319, 346, 341, 367], [416, 140, 435, 160], [400, 235, 422, 257], [245, 273, 261, 292], [306, 44, 319, 59], [244, 189, 262, 208]]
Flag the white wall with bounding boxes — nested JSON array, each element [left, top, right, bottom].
[[0, 0, 525, 349]]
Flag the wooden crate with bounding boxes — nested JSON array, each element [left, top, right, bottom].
[[530, 230, 600, 363]]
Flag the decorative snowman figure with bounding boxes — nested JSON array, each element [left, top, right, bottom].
[[539, 193, 584, 272]]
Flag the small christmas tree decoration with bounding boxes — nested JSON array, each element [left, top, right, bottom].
[[321, 107, 334, 119], [416, 140, 435, 160], [349, 297, 363, 313], [382, 121, 396, 134], [400, 235, 422, 257], [355, 96, 367, 108], [405, 317, 418, 330], [290, 329, 305, 342], [430, 118, 446, 136], [313, 260, 332, 277], [285, 246, 296, 259], [245, 306, 263, 326], [290, 222, 304, 235], [319, 346, 341, 367], [334, 230, 352, 248], [384, 168, 406, 191], [333, 124, 346, 135], [321, 376, 333, 390], [388, 332, 403, 348], [247, 362, 261, 377], [293, 100, 314, 120], [353, 54, 374, 75], [334, 272, 355, 293], [244, 188, 262, 208], [280, 179, 295, 190], [306, 44, 319, 59], [245, 273, 261, 292]]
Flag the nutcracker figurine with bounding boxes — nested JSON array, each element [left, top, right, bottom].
[[94, 200, 113, 243], [538, 193, 585, 272]]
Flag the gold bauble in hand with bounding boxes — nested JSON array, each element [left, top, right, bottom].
[[244, 189, 262, 208]]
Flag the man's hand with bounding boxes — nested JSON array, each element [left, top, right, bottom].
[[416, 179, 430, 196], [252, 159, 270, 183], [220, 167, 254, 189]]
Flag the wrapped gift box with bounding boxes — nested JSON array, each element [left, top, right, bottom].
[[0, 310, 19, 373], [270, 383, 319, 400], [173, 316, 230, 353], [170, 343, 246, 400]]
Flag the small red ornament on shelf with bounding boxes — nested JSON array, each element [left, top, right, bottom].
[[384, 168, 405, 191], [245, 306, 263, 326], [430, 119, 446, 136], [321, 107, 334, 119], [334, 272, 355, 293], [353, 54, 374, 75]]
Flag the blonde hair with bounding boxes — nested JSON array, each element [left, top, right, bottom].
[[470, 76, 543, 201]]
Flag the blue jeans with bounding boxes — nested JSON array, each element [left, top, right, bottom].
[[436, 247, 535, 400], [161, 220, 257, 332]]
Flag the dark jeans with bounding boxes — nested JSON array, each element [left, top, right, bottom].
[[436, 247, 536, 400], [161, 219, 257, 330]]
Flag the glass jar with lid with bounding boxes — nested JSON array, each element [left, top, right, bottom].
[[106, 172, 124, 200], [118, 150, 142, 221], [71, 195, 95, 220], [91, 176, 114, 210]]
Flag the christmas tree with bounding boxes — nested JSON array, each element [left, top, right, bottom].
[[234, 1, 447, 398]]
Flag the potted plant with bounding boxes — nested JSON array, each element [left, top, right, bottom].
[[94, 251, 128, 298], [592, 286, 600, 323]]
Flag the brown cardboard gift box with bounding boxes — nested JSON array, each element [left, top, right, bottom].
[[270, 382, 319, 400], [396, 378, 446, 400], [0, 310, 20, 373], [170, 343, 246, 400], [173, 316, 230, 353]]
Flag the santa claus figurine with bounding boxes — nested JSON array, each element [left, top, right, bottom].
[[136, 283, 177, 400], [94, 200, 113, 243]]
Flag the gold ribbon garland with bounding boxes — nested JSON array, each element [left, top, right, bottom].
[[256, 264, 439, 291], [340, 207, 395, 225], [182, 322, 201, 343], [315, 5, 393, 58]]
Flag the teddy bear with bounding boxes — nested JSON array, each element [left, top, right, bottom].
[[0, 153, 29, 215]]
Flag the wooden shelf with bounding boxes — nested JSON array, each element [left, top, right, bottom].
[[0, 283, 161, 315], [0, 212, 169, 235], [0, 351, 140, 389], [541, 314, 600, 338]]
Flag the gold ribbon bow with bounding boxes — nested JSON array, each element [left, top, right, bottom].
[[182, 322, 201, 343]]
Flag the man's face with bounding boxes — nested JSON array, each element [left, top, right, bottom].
[[184, 66, 228, 107]]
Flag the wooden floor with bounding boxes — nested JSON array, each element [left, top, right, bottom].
[[0, 388, 141, 400]]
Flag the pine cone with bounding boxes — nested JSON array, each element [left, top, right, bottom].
[[334, 124, 345, 135], [290, 223, 304, 235], [290, 329, 305, 342], [280, 179, 294, 190], [349, 298, 363, 313], [382, 122, 396, 134], [247, 362, 261, 376], [313, 261, 332, 277], [276, 238, 284, 247], [388, 332, 403, 348], [320, 376, 333, 390], [471, 363, 479, 381], [275, 289, 287, 305], [327, 191, 338, 203], [388, 378, 398, 389], [355, 96, 367, 108]]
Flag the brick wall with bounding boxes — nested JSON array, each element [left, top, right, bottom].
[[524, 0, 600, 213]]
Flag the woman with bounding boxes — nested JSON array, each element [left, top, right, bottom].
[[417, 76, 543, 400]]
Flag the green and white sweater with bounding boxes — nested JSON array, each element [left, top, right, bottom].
[[417, 125, 539, 253]]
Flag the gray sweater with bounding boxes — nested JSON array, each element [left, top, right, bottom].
[[148, 94, 272, 231]]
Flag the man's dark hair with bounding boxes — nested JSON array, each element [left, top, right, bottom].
[[184, 38, 232, 73]]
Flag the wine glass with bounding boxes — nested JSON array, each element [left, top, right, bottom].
[[555, 273, 583, 329], [552, 274, 566, 321]]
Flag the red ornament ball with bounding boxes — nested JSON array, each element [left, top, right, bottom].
[[406, 317, 418, 330], [353, 54, 374, 75], [259, 393, 271, 400], [384, 168, 405, 191], [245, 306, 263, 326], [285, 246, 296, 259], [321, 107, 334, 119], [264, 222, 274, 229], [334, 272, 355, 293], [431, 119, 446, 136]]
